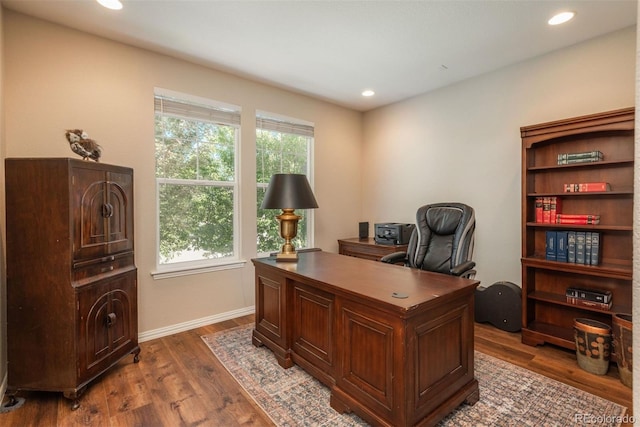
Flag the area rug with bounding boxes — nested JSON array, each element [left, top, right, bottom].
[[202, 325, 627, 427]]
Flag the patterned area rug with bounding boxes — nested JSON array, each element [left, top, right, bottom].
[[202, 324, 627, 427]]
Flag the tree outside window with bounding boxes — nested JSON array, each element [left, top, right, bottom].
[[155, 93, 240, 266], [256, 115, 314, 255]]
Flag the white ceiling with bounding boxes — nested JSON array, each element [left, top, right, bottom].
[[2, 0, 637, 111]]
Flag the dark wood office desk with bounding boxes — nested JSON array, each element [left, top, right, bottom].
[[252, 251, 480, 426]]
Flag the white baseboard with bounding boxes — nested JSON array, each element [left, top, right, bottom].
[[138, 306, 255, 343]]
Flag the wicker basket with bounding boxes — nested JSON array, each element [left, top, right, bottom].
[[574, 318, 611, 375], [612, 313, 632, 387]]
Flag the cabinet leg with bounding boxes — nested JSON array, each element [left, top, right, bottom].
[[0, 391, 26, 414], [63, 386, 86, 411], [464, 387, 480, 406], [132, 346, 141, 363]]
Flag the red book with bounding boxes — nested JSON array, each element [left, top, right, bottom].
[[566, 296, 612, 310], [556, 214, 600, 220], [535, 197, 543, 223], [542, 197, 551, 223], [550, 197, 561, 223], [580, 182, 610, 192], [556, 217, 600, 225], [563, 182, 611, 192]]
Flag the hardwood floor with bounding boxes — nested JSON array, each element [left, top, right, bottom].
[[0, 315, 633, 426]]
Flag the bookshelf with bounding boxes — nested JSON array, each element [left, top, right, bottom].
[[520, 107, 634, 352]]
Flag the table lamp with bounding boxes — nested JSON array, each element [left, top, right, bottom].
[[261, 173, 318, 261]]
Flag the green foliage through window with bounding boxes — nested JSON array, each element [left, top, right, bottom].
[[256, 122, 313, 255], [155, 95, 239, 265]]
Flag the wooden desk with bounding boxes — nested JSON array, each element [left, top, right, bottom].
[[252, 251, 479, 426], [338, 237, 408, 261]]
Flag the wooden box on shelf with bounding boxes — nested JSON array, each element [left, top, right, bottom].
[[520, 107, 634, 351]]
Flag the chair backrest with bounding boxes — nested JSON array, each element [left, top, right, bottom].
[[406, 203, 475, 274]]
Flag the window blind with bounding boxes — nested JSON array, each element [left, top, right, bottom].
[[154, 95, 241, 126], [256, 116, 314, 137]]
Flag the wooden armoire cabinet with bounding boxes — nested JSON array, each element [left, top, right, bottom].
[[5, 158, 139, 409]]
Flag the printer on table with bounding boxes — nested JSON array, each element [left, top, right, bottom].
[[374, 223, 415, 245]]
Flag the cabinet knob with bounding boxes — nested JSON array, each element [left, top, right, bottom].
[[102, 203, 114, 218], [106, 313, 117, 327]]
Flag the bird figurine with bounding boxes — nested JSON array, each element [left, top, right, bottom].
[[65, 129, 102, 162]]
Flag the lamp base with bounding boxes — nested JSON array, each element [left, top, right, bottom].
[[275, 251, 298, 261]]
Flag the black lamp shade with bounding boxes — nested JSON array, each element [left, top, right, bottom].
[[261, 174, 319, 209]]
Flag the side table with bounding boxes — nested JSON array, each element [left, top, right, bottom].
[[337, 237, 408, 261]]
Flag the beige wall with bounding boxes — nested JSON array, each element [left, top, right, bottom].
[[362, 26, 636, 289], [1, 10, 363, 337]]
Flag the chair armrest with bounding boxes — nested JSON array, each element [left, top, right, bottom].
[[380, 251, 407, 264], [450, 261, 476, 277]]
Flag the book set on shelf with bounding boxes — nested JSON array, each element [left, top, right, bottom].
[[563, 182, 611, 192], [566, 287, 612, 310], [557, 150, 603, 164], [535, 196, 561, 223], [535, 197, 601, 225], [546, 230, 600, 265]]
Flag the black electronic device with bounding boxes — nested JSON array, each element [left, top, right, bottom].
[[359, 222, 369, 239], [374, 223, 415, 245]]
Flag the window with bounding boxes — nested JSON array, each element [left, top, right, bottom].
[[256, 112, 314, 255], [154, 90, 241, 272]]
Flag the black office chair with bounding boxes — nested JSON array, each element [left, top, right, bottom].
[[380, 202, 476, 278]]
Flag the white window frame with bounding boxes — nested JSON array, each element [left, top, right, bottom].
[[152, 88, 244, 279], [256, 110, 315, 258]]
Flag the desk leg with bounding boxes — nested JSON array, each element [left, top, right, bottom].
[[252, 328, 293, 369]]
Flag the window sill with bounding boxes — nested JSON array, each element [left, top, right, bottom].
[[151, 259, 247, 280]]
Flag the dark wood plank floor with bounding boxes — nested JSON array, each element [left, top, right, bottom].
[[0, 315, 633, 426]]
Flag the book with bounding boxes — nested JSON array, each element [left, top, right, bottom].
[[563, 182, 611, 192], [542, 197, 551, 223], [556, 217, 600, 225], [567, 231, 576, 263], [535, 197, 543, 223], [549, 197, 561, 223], [557, 151, 603, 165], [575, 231, 586, 264], [566, 286, 612, 303], [556, 214, 600, 220], [585, 232, 592, 265], [591, 232, 600, 266], [556, 231, 568, 262], [558, 151, 603, 161], [560, 157, 603, 165], [545, 231, 557, 261], [566, 296, 612, 310]]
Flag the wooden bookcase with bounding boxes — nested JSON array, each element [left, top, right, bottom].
[[520, 107, 634, 351]]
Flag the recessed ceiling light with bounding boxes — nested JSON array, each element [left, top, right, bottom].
[[548, 11, 575, 26], [362, 90, 375, 97], [97, 0, 123, 10]]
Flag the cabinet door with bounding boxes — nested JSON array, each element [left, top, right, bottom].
[[73, 167, 134, 261], [77, 270, 138, 381], [106, 171, 134, 255], [292, 281, 335, 383]]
